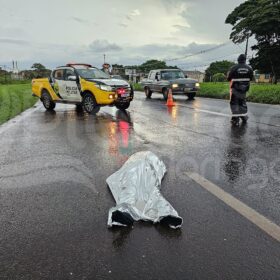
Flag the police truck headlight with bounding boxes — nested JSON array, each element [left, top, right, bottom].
[[195, 83, 200, 87], [100, 85, 113, 91], [172, 84, 178, 88]]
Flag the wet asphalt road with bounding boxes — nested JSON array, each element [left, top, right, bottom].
[[0, 92, 279, 279]]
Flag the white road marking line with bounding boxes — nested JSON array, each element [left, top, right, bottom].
[[176, 103, 280, 127], [192, 108, 232, 117], [177, 104, 245, 117], [186, 172, 280, 242], [193, 108, 248, 117]]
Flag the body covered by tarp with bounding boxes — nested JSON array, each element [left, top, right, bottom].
[[107, 151, 183, 229]]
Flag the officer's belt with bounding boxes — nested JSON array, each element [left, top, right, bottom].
[[231, 78, 250, 82]]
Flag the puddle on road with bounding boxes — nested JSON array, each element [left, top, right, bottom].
[[105, 110, 134, 165]]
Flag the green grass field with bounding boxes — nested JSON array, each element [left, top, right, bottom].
[[0, 76, 32, 85], [134, 82, 280, 105], [0, 83, 37, 125], [198, 83, 280, 104], [247, 84, 280, 104]]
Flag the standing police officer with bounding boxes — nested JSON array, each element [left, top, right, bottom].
[[227, 54, 254, 125]]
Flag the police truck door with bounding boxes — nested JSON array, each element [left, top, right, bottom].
[[61, 69, 81, 102]]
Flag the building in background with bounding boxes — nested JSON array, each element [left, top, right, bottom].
[[183, 70, 205, 82], [111, 65, 125, 76], [254, 70, 271, 83], [11, 61, 23, 80]]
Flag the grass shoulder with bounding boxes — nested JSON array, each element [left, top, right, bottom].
[[198, 82, 280, 105], [0, 83, 37, 125]]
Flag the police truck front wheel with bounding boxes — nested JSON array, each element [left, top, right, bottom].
[[82, 93, 100, 114], [115, 102, 130, 110], [41, 90, 56, 111]]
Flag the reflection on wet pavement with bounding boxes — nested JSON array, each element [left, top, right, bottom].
[[52, 105, 135, 164], [166, 106, 178, 123], [106, 110, 134, 165], [224, 124, 248, 183]]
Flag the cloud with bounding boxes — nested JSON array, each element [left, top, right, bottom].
[[0, 38, 29, 45], [70, 16, 89, 24], [130, 9, 140, 17], [121, 8, 141, 27], [159, 0, 244, 43], [0, 27, 28, 38], [0, 0, 249, 70], [173, 24, 191, 30], [119, 22, 128, 28], [88, 40, 122, 52]]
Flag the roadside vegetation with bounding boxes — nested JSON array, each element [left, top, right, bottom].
[[132, 83, 143, 91], [0, 77, 31, 85], [133, 82, 280, 105], [0, 83, 37, 125], [198, 83, 280, 104]]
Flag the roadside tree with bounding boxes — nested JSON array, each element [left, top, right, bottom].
[[138, 60, 178, 73], [205, 60, 235, 82], [213, 73, 227, 82], [31, 63, 51, 78], [226, 0, 280, 83]]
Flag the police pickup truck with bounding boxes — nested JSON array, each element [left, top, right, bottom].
[[141, 69, 199, 100], [32, 63, 133, 114]]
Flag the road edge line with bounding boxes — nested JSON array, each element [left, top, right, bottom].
[[186, 172, 280, 242]]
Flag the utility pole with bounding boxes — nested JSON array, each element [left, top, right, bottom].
[[245, 35, 249, 61], [103, 54, 106, 64]]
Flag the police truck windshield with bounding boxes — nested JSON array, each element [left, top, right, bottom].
[[76, 68, 110, 79]]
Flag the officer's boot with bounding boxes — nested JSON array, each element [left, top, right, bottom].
[[231, 117, 240, 126], [241, 116, 248, 123]]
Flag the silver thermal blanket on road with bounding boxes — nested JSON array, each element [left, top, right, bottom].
[[107, 151, 183, 229]]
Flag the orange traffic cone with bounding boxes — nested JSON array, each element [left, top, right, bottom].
[[166, 89, 175, 106]]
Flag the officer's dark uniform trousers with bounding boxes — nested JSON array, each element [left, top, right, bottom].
[[230, 78, 250, 116]]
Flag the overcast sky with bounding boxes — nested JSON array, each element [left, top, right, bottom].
[[0, 0, 252, 70]]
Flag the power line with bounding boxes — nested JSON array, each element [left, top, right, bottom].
[[176, 53, 240, 68], [179, 54, 255, 71], [176, 53, 237, 65], [165, 41, 232, 62], [135, 41, 232, 69]]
